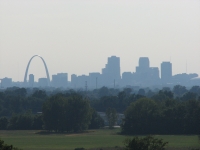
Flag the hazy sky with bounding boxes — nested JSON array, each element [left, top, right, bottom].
[[0, 0, 200, 81]]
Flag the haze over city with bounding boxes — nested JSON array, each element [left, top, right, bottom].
[[0, 0, 200, 82]]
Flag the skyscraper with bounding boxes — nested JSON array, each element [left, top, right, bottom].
[[29, 74, 34, 87], [161, 62, 172, 83], [102, 56, 121, 86], [135, 57, 161, 86], [52, 73, 68, 87], [139, 57, 150, 69]]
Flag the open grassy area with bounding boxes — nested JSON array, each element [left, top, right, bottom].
[[0, 129, 199, 150]]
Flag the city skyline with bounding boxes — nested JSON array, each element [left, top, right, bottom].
[[0, 0, 200, 81], [0, 54, 199, 82]]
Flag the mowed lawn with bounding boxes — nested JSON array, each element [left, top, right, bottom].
[[0, 129, 199, 150]]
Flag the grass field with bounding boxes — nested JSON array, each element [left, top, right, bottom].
[[0, 129, 199, 150]]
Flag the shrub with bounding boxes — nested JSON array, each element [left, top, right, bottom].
[[124, 135, 168, 150]]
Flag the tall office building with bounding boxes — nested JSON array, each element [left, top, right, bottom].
[[89, 72, 101, 89], [135, 57, 161, 85], [38, 78, 48, 87], [122, 72, 133, 86], [161, 62, 172, 83], [1, 77, 12, 88], [71, 74, 77, 88], [52, 73, 68, 87], [102, 56, 121, 86], [29, 74, 34, 87], [135, 57, 150, 82], [139, 57, 150, 69]]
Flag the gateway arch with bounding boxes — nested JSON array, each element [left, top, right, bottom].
[[24, 55, 50, 86]]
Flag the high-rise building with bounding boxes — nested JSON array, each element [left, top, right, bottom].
[[122, 72, 133, 86], [139, 57, 150, 69], [102, 56, 121, 86], [52, 73, 68, 87], [135, 57, 161, 86], [71, 74, 77, 88], [1, 77, 12, 88], [38, 78, 48, 87], [161, 62, 172, 83], [89, 72, 101, 89], [29, 74, 34, 87], [135, 57, 150, 82]]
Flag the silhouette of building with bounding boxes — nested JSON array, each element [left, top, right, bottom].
[[102, 56, 121, 87], [38, 78, 48, 87], [161, 62, 172, 84], [135, 57, 160, 86], [52, 73, 68, 88], [89, 72, 101, 89], [122, 72, 134, 86], [1, 77, 12, 88], [29, 74, 34, 87], [71, 74, 77, 88], [172, 73, 198, 85]]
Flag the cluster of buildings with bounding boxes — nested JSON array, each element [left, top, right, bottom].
[[0, 56, 199, 89]]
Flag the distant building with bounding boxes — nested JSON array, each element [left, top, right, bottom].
[[52, 73, 68, 88], [38, 78, 48, 87], [71, 74, 77, 88], [161, 62, 172, 84], [135, 57, 150, 82], [29, 74, 34, 87], [102, 56, 121, 87], [122, 72, 133, 86], [172, 73, 198, 85], [135, 57, 160, 86], [1, 77, 12, 88], [89, 72, 101, 89]]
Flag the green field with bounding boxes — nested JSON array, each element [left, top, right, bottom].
[[0, 129, 199, 150]]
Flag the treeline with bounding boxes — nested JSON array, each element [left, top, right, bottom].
[[0, 113, 43, 130], [121, 97, 200, 135], [0, 85, 200, 134], [0, 91, 104, 131], [91, 85, 200, 113], [0, 87, 47, 117]]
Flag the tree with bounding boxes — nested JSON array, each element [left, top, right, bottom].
[[138, 89, 145, 96], [88, 109, 104, 129], [32, 90, 47, 99], [105, 108, 118, 129], [42, 94, 92, 132], [173, 85, 187, 97], [124, 136, 168, 150], [0, 139, 22, 150], [0, 117, 8, 130], [121, 98, 160, 134]]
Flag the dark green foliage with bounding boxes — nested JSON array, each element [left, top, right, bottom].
[[124, 136, 168, 150], [42, 93, 92, 132], [0, 88, 45, 117], [89, 109, 104, 129], [121, 97, 200, 135], [121, 98, 160, 134], [91, 91, 144, 113], [31, 90, 47, 99], [0, 117, 8, 130], [0, 139, 22, 150], [5, 113, 43, 130], [138, 89, 145, 96], [173, 85, 188, 97], [106, 108, 118, 129], [74, 148, 85, 150]]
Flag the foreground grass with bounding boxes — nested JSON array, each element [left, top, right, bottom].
[[0, 129, 199, 150]]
